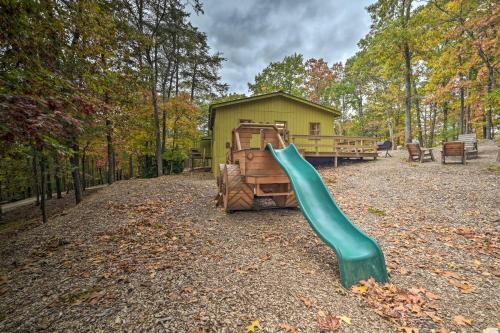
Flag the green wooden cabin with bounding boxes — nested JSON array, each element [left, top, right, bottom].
[[208, 91, 340, 173]]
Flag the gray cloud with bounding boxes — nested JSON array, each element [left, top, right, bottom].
[[191, 0, 374, 94]]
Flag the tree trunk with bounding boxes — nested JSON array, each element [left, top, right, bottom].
[[466, 105, 471, 134], [0, 182, 3, 222], [81, 150, 87, 191], [442, 102, 448, 142], [485, 66, 494, 139], [386, 109, 394, 149], [473, 44, 495, 139], [459, 86, 465, 135], [99, 167, 104, 185], [71, 141, 83, 204], [395, 102, 402, 145], [412, 80, 423, 145], [357, 93, 364, 133], [106, 118, 115, 184], [403, 41, 412, 143], [429, 103, 437, 148], [129, 155, 133, 179], [482, 112, 487, 139], [151, 43, 163, 177], [190, 61, 198, 100], [161, 60, 172, 154], [46, 159, 53, 200], [175, 61, 179, 96], [32, 151, 40, 206], [162, 107, 167, 155], [39, 154, 47, 224], [89, 158, 94, 186], [423, 105, 428, 145], [55, 155, 62, 199]]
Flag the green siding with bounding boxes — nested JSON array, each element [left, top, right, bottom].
[[212, 95, 335, 172]]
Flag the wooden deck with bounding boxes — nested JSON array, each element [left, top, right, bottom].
[[188, 148, 212, 170], [290, 134, 378, 167]]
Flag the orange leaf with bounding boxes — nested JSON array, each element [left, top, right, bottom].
[[300, 297, 312, 308], [316, 311, 341, 331], [453, 315, 472, 326], [278, 323, 297, 333], [351, 284, 368, 295]]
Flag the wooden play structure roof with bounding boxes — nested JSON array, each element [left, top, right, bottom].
[[208, 91, 340, 130]]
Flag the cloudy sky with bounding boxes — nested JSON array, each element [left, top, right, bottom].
[[190, 0, 375, 94]]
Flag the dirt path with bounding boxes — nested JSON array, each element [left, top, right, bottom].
[[0, 143, 498, 332], [1, 185, 107, 213]]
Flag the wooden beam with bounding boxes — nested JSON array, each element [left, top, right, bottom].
[[235, 131, 242, 150], [260, 129, 265, 151], [277, 132, 286, 148]]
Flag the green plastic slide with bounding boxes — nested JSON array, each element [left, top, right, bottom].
[[267, 143, 389, 288]]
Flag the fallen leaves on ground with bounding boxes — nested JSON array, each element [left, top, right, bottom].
[[434, 269, 476, 294], [278, 323, 298, 332], [351, 282, 368, 295], [430, 328, 451, 333], [300, 297, 312, 308], [447, 279, 475, 294], [351, 278, 442, 327], [452, 315, 472, 326], [316, 311, 341, 332], [400, 327, 419, 333]]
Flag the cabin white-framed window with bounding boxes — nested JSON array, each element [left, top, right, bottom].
[[309, 122, 320, 136]]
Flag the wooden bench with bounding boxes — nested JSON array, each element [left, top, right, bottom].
[[441, 141, 465, 164], [406, 143, 434, 163], [458, 133, 478, 159]]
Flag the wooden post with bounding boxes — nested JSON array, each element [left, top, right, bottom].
[[260, 129, 265, 150], [334, 152, 338, 168], [235, 131, 242, 151], [277, 133, 286, 148]]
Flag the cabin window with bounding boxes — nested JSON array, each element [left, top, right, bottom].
[[240, 119, 252, 124], [309, 122, 320, 136]]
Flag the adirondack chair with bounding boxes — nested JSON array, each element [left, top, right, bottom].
[[458, 133, 478, 159], [377, 140, 392, 157], [406, 143, 434, 163], [441, 141, 465, 165]]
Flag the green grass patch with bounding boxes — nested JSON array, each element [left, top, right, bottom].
[[0, 218, 38, 233], [324, 177, 336, 185], [368, 207, 386, 217], [61, 286, 102, 305], [487, 163, 500, 173]]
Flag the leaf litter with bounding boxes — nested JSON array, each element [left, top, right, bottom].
[[0, 144, 498, 332]]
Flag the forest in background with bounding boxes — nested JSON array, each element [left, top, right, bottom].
[[0, 0, 498, 222], [248, 0, 498, 146], [0, 0, 227, 221]]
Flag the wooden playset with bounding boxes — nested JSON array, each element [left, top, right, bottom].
[[216, 123, 297, 212]]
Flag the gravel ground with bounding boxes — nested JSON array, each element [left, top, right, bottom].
[[0, 142, 498, 333]]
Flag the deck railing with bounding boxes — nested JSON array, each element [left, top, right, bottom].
[[290, 134, 378, 158]]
